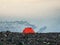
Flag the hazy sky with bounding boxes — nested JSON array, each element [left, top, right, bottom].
[[0, 0, 60, 17], [0, 0, 60, 32]]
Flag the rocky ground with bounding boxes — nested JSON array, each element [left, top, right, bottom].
[[0, 31, 60, 45]]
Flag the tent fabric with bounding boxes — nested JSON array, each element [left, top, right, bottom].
[[23, 27, 35, 34]]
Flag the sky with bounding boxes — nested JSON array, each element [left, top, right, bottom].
[[0, 0, 60, 32]]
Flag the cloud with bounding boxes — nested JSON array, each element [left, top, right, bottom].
[[16, 21, 37, 29], [0, 20, 37, 29], [38, 26, 47, 33]]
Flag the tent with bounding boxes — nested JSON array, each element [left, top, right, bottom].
[[23, 27, 35, 34]]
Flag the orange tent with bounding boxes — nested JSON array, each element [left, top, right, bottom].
[[23, 27, 35, 34]]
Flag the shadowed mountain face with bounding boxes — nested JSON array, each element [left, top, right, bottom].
[[0, 31, 59, 45], [0, 21, 46, 33]]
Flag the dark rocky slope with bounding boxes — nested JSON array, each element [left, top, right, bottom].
[[0, 31, 59, 45]]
